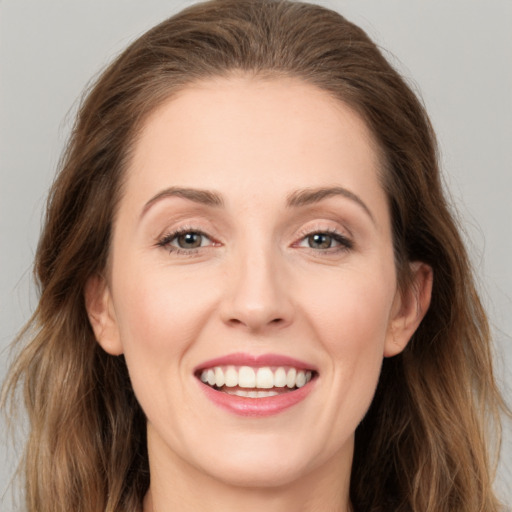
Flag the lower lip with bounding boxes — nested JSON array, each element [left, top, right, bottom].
[[198, 379, 316, 417]]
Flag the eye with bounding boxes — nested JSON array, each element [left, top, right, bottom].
[[173, 231, 207, 249], [157, 229, 213, 252], [306, 233, 334, 249], [297, 231, 352, 251]]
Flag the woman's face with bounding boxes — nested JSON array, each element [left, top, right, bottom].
[[87, 76, 428, 490]]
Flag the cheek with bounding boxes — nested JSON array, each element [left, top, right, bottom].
[[306, 262, 395, 349], [303, 264, 395, 408], [109, 261, 219, 392]]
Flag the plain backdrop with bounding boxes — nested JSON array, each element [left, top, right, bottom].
[[1, 0, 511, 509]]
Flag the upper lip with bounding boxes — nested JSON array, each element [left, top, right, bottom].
[[194, 352, 317, 372]]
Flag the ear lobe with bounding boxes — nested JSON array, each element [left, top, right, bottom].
[[384, 262, 433, 358], [84, 274, 124, 355]]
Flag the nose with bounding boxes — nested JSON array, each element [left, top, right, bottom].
[[219, 246, 294, 333]]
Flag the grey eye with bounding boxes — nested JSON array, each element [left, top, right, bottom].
[[307, 233, 334, 249], [175, 232, 204, 249]]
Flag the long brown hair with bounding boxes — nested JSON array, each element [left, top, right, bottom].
[[2, 1, 508, 510]]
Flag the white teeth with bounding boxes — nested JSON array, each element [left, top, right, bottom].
[[274, 367, 287, 387], [296, 370, 306, 388], [214, 367, 225, 387], [239, 366, 256, 388], [225, 366, 238, 387], [286, 368, 297, 388], [225, 389, 280, 398], [256, 367, 274, 388], [199, 365, 315, 390]]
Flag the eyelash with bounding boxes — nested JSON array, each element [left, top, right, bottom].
[[156, 227, 353, 255], [156, 227, 215, 255], [294, 228, 353, 253]]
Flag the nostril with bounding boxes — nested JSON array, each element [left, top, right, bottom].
[[226, 316, 286, 330]]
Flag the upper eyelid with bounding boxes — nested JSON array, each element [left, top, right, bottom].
[[296, 230, 353, 248], [293, 222, 352, 240], [154, 220, 354, 246], [156, 227, 213, 246]]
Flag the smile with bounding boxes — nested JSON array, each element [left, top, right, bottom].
[[199, 365, 314, 397], [195, 354, 317, 416]]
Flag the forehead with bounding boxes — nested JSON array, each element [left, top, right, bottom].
[[123, 76, 386, 214]]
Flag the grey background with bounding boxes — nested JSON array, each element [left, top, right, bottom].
[[1, 0, 511, 509]]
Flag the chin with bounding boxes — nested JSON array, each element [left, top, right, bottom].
[[199, 455, 312, 489], [187, 432, 334, 490]]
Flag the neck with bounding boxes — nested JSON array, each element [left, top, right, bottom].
[[145, 488, 352, 512], [144, 479, 352, 512]]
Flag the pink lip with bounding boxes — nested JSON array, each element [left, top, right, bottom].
[[194, 352, 317, 417], [198, 380, 315, 417], [194, 352, 317, 372]]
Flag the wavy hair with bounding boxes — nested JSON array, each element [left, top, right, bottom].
[[2, 0, 509, 510]]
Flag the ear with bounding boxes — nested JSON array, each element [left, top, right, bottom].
[[84, 274, 124, 355], [384, 262, 433, 358]]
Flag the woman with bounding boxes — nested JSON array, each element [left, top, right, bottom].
[[2, 0, 509, 510]]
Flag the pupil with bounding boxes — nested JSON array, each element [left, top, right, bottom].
[[178, 232, 202, 248], [309, 233, 331, 249]]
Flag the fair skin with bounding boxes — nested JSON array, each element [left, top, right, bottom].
[[86, 76, 432, 512]]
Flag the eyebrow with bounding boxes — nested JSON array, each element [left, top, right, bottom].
[[286, 186, 375, 223], [140, 185, 374, 223], [141, 186, 224, 218]]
